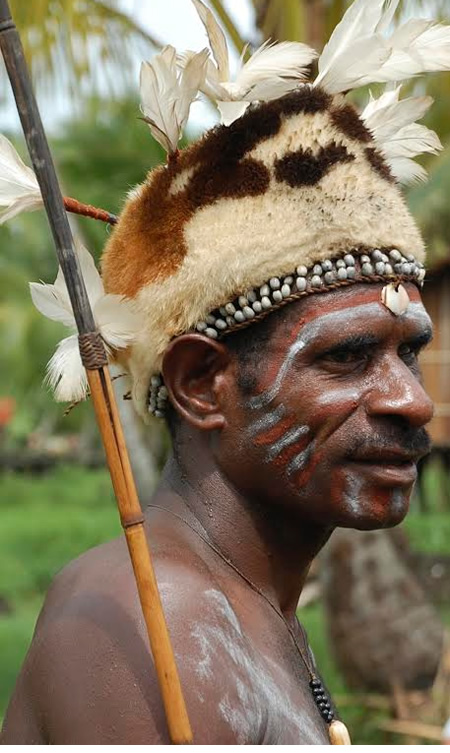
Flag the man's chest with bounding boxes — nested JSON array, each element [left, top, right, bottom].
[[185, 590, 330, 744]]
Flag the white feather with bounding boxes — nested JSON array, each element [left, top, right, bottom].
[[178, 47, 210, 131], [30, 241, 105, 330], [46, 334, 88, 403], [31, 242, 141, 402], [187, 2, 317, 124], [233, 41, 318, 94], [316, 0, 450, 93], [0, 134, 42, 224], [94, 294, 141, 349], [29, 281, 74, 327], [376, 0, 399, 35], [361, 86, 442, 185], [360, 85, 401, 121], [318, 0, 386, 73], [362, 90, 433, 141], [316, 35, 391, 94], [246, 77, 303, 103], [217, 100, 251, 126], [191, 0, 229, 80], [382, 123, 442, 159], [178, 51, 227, 100], [389, 157, 428, 185], [316, 0, 399, 91], [378, 20, 450, 80], [70, 240, 105, 305], [140, 45, 208, 153]]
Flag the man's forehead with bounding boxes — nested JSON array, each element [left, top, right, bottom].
[[284, 283, 430, 342]]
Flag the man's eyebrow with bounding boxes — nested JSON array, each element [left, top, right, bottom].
[[319, 333, 379, 355]]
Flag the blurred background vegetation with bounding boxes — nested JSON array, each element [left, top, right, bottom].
[[1, 0, 450, 744]]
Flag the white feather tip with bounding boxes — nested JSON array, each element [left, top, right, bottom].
[[140, 45, 209, 153]]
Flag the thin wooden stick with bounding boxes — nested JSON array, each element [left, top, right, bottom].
[[87, 369, 192, 743], [63, 196, 117, 225], [0, 2, 192, 743]]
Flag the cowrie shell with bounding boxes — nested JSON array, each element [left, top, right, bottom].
[[381, 283, 410, 316]]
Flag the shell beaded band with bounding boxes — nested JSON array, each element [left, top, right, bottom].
[[148, 248, 425, 417]]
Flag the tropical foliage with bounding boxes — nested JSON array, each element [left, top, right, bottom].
[[2, 0, 161, 101], [0, 98, 166, 441]]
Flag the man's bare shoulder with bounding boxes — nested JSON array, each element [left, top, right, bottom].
[[1, 525, 248, 744]]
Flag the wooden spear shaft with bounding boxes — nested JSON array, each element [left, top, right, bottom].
[[0, 2, 192, 744]]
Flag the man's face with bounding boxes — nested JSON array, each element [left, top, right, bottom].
[[218, 283, 433, 530]]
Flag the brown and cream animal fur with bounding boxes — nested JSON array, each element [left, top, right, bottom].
[[101, 86, 425, 420]]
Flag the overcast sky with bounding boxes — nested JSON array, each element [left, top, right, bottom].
[[0, 0, 256, 133]]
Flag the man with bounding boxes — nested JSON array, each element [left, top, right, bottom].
[[1, 0, 448, 744], [0, 280, 433, 744]]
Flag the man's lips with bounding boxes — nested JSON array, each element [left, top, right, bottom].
[[350, 447, 421, 464], [346, 448, 419, 486]]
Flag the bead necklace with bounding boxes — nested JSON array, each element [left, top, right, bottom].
[[147, 503, 351, 745]]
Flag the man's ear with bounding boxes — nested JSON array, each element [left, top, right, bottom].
[[162, 334, 232, 430]]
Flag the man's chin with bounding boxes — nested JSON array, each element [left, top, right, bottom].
[[339, 487, 412, 531]]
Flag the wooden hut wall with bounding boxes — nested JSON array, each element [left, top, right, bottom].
[[421, 269, 450, 447]]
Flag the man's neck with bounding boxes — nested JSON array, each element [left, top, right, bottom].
[[150, 431, 332, 620]]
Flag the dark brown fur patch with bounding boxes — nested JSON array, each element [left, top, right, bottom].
[[178, 86, 332, 173], [184, 105, 281, 169], [365, 147, 395, 183], [277, 86, 332, 117], [275, 143, 354, 187], [103, 155, 270, 296], [188, 158, 270, 207], [331, 103, 373, 144], [102, 87, 351, 297]]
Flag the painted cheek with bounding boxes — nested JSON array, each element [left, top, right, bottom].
[[251, 408, 312, 472], [252, 414, 297, 447], [287, 442, 322, 488], [284, 399, 363, 492], [269, 431, 311, 471]]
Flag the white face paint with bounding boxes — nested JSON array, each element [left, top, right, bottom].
[[264, 424, 309, 462], [247, 403, 286, 435], [341, 469, 366, 517], [286, 441, 315, 477], [248, 300, 431, 411]]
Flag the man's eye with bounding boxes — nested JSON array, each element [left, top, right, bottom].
[[398, 343, 419, 364], [321, 349, 369, 366], [327, 351, 361, 363]]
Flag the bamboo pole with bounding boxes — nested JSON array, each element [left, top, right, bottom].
[[87, 369, 192, 742], [0, 1, 192, 743]]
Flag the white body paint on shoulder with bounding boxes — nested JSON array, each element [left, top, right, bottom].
[[189, 589, 321, 744]]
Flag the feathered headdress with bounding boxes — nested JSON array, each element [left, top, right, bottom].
[[1, 0, 449, 416]]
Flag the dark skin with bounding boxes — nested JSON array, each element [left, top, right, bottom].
[[1, 283, 433, 744]]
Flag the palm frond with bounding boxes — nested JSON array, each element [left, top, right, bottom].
[[2, 0, 163, 103]]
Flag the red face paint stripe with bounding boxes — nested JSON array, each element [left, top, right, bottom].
[[253, 416, 297, 446], [271, 434, 311, 469], [291, 447, 325, 488]]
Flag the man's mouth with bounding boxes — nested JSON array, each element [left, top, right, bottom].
[[346, 448, 419, 486]]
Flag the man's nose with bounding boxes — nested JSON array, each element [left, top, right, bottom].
[[366, 358, 434, 428]]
